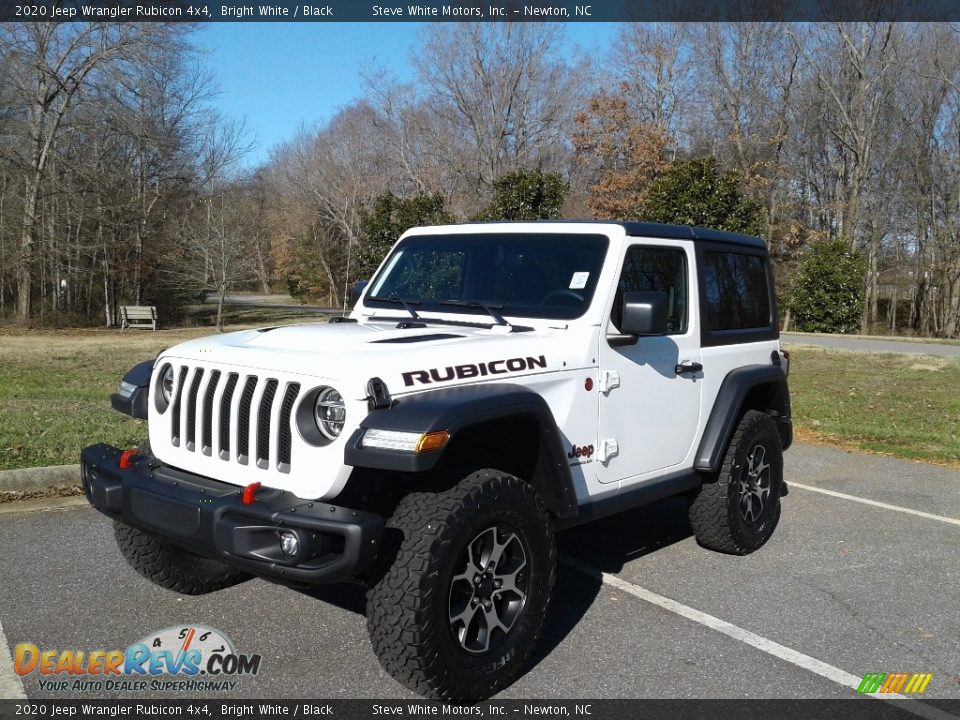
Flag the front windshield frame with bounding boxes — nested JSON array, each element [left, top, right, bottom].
[[363, 232, 610, 321]]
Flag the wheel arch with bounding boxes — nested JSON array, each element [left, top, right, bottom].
[[694, 365, 792, 473], [344, 383, 578, 520]]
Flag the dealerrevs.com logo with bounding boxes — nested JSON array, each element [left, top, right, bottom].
[[14, 625, 261, 693]]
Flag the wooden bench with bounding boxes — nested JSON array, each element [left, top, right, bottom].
[[120, 305, 158, 331]]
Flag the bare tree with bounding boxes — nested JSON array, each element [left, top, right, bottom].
[[789, 23, 903, 245], [178, 116, 253, 330], [611, 23, 696, 140], [0, 22, 177, 320], [414, 23, 580, 196], [788, 23, 905, 332]]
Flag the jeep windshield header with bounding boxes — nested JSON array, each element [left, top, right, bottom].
[[365, 233, 609, 321]]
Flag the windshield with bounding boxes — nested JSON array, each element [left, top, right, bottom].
[[365, 233, 609, 321]]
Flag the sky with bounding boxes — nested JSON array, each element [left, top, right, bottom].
[[197, 22, 622, 167]]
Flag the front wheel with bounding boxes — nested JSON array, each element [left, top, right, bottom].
[[366, 470, 556, 700], [688, 410, 784, 555], [114, 522, 251, 595]]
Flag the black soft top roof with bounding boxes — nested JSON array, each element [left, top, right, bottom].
[[448, 220, 766, 250], [616, 221, 766, 249]]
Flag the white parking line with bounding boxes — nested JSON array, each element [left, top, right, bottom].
[[0, 619, 26, 699], [789, 482, 960, 528], [562, 556, 958, 720]]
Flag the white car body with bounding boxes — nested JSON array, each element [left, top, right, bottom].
[[149, 222, 781, 504]]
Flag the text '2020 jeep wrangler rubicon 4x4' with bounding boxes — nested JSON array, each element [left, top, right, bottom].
[[83, 221, 791, 699]]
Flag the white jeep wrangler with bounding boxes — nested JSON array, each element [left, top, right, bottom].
[[83, 221, 791, 699]]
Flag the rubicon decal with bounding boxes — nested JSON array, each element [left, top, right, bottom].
[[402, 355, 547, 387], [857, 672, 932, 694], [14, 625, 262, 694]]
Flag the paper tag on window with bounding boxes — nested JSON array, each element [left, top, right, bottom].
[[569, 272, 589, 289]]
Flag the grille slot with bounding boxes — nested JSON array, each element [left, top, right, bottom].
[[218, 373, 239, 460], [277, 383, 300, 472], [201, 370, 220, 456], [170, 366, 188, 447], [236, 376, 258, 465], [256, 379, 279, 469], [184, 368, 204, 452]]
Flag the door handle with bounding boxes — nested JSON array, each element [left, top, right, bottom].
[[675, 361, 703, 375]]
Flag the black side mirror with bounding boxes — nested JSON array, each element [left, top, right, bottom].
[[351, 279, 369, 304], [621, 291, 669, 336]]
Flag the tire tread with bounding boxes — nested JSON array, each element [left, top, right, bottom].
[[114, 521, 250, 595], [688, 410, 782, 555], [367, 470, 555, 699]]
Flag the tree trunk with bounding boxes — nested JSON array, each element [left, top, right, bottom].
[[216, 283, 226, 332], [17, 179, 39, 320]]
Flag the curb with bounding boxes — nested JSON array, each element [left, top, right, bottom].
[[0, 465, 80, 493]]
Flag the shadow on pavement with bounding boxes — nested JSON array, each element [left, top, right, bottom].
[[527, 494, 693, 670], [298, 581, 368, 615], [294, 494, 693, 678], [557, 495, 693, 573]]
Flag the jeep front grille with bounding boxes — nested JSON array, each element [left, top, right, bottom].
[[167, 364, 301, 474]]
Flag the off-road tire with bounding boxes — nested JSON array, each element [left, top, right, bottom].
[[688, 410, 783, 555], [366, 470, 556, 700], [113, 522, 251, 595]]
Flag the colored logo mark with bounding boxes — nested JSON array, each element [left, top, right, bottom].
[[857, 672, 932, 694]]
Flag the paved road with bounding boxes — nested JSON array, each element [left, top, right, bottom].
[[0, 443, 957, 702], [782, 332, 960, 358], [207, 293, 337, 313]]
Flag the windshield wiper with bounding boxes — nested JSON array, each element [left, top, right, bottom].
[[437, 301, 511, 329], [375, 296, 421, 320]]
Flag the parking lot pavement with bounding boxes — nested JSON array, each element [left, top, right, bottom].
[[0, 442, 957, 701], [782, 333, 960, 358]]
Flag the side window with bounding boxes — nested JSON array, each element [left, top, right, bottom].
[[610, 246, 688, 334], [703, 251, 771, 330]]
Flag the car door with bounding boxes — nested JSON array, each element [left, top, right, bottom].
[[596, 242, 702, 484]]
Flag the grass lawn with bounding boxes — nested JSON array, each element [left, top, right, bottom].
[[785, 345, 960, 466], [0, 306, 326, 471], [1, 326, 958, 470]]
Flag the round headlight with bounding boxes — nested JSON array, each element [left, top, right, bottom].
[[314, 386, 345, 440], [161, 365, 175, 404]]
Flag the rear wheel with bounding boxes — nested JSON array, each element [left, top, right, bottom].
[[688, 410, 783, 554], [366, 470, 556, 700]]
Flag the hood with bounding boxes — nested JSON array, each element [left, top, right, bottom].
[[159, 319, 588, 400]]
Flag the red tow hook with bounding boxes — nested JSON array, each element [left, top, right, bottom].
[[242, 481, 262, 505], [119, 448, 138, 470]]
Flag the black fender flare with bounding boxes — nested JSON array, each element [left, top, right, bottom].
[[344, 383, 578, 520], [694, 364, 792, 473], [110, 360, 154, 420]]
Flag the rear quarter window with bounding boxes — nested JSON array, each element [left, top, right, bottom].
[[702, 251, 772, 331]]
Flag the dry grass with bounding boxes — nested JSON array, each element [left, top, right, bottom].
[[0, 310, 323, 470], [2, 328, 957, 470], [785, 345, 960, 466]]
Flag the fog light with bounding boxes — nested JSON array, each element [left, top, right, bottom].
[[279, 531, 300, 557]]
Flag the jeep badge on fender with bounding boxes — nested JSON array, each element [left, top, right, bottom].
[[82, 221, 791, 700]]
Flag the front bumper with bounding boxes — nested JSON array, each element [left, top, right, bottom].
[[81, 443, 384, 585]]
